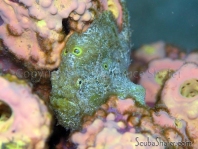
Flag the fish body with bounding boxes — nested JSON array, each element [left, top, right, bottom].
[[50, 10, 145, 130]]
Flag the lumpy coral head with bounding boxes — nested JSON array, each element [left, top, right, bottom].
[[161, 63, 198, 146], [139, 58, 184, 107], [133, 41, 166, 63], [50, 11, 145, 130], [69, 97, 190, 148], [0, 74, 52, 149], [0, 0, 96, 70]]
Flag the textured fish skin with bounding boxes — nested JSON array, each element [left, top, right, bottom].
[[50, 9, 145, 130]]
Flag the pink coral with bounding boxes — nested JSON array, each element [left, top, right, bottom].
[[185, 52, 198, 64], [139, 58, 184, 107], [129, 41, 166, 83], [129, 42, 186, 83], [69, 97, 191, 148], [133, 41, 166, 63], [161, 63, 198, 147], [0, 74, 52, 149], [0, 0, 97, 70], [0, 45, 51, 101], [151, 110, 189, 141]]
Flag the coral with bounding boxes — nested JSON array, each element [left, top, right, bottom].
[[165, 44, 186, 60], [99, 0, 123, 30], [0, 0, 97, 70], [129, 42, 186, 83], [185, 52, 198, 64], [1, 0, 196, 147], [69, 97, 190, 148], [133, 41, 166, 63], [139, 58, 184, 107], [0, 52, 23, 78], [50, 10, 145, 131], [161, 63, 198, 147], [0, 74, 52, 149], [0, 44, 29, 80], [0, 45, 52, 101], [151, 110, 189, 141], [129, 41, 166, 83]]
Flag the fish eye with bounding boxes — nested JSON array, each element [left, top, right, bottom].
[[72, 47, 82, 56], [103, 63, 108, 70], [102, 59, 112, 70], [76, 78, 83, 87]]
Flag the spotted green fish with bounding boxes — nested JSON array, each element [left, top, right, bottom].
[[50, 6, 145, 130]]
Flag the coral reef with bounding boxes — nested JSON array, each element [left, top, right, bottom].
[[129, 43, 185, 83], [0, 74, 52, 149], [1, 0, 198, 148], [69, 97, 191, 148], [50, 10, 145, 131], [139, 58, 184, 107], [0, 44, 52, 102], [0, 0, 98, 70], [0, 0, 125, 71], [129, 42, 162, 83], [161, 63, 198, 147], [130, 41, 198, 147]]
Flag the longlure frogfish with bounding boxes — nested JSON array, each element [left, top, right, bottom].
[[50, 6, 145, 130]]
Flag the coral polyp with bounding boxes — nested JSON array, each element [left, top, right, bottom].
[[50, 10, 145, 130]]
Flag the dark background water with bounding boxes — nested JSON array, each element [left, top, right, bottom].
[[126, 0, 198, 51]]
